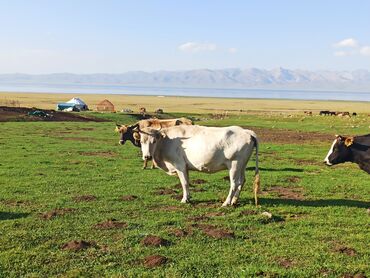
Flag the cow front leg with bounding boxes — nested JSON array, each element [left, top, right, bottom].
[[142, 159, 148, 169], [151, 159, 156, 169], [176, 169, 190, 203]]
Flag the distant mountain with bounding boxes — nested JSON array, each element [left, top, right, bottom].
[[1, 68, 370, 91]]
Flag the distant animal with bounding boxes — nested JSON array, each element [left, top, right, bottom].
[[352, 112, 357, 116], [320, 110, 331, 116], [155, 108, 164, 114], [138, 125, 260, 206], [139, 107, 147, 116], [304, 111, 312, 116], [324, 134, 370, 174], [116, 118, 193, 169], [336, 111, 350, 117]]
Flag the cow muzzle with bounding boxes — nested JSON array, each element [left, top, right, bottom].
[[119, 140, 125, 145]]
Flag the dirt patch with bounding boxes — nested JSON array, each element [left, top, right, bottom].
[[0, 106, 107, 122], [333, 245, 357, 256], [94, 219, 128, 230], [156, 205, 183, 211], [262, 186, 305, 200], [141, 235, 171, 247], [40, 208, 75, 220], [285, 176, 301, 183], [294, 158, 320, 166], [78, 151, 117, 157], [192, 201, 220, 208], [143, 255, 168, 268], [61, 240, 97, 251], [242, 126, 333, 145], [239, 210, 258, 216], [187, 215, 210, 222], [1, 199, 32, 207], [342, 273, 367, 278], [276, 258, 295, 269], [120, 195, 138, 201], [195, 224, 234, 239], [154, 188, 178, 195], [73, 195, 97, 202], [191, 179, 207, 185]]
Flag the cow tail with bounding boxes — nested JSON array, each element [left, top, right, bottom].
[[252, 135, 260, 206]]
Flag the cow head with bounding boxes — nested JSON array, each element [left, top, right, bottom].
[[115, 124, 141, 146], [139, 128, 165, 161], [324, 135, 354, 166]]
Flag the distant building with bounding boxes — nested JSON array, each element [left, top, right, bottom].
[[96, 99, 115, 112], [57, 97, 88, 112]]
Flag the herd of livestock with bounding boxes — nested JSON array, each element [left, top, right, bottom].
[[115, 117, 370, 206]]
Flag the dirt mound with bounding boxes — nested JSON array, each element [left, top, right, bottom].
[[333, 244, 357, 256], [191, 179, 207, 184], [239, 210, 258, 216], [187, 215, 210, 222], [342, 273, 367, 278], [73, 195, 97, 202], [0, 106, 107, 122], [154, 188, 178, 195], [244, 126, 333, 144], [204, 211, 226, 217], [262, 186, 305, 200], [78, 151, 117, 157], [143, 255, 168, 268], [141, 235, 171, 247], [94, 219, 128, 230], [195, 224, 234, 239], [285, 176, 301, 183], [168, 227, 193, 237], [40, 208, 75, 220], [120, 195, 138, 201], [277, 258, 295, 268], [61, 240, 96, 251]]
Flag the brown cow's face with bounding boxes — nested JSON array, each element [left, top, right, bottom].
[[324, 136, 353, 166], [116, 124, 141, 146]]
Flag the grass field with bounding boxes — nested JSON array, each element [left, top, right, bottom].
[[1, 91, 370, 114], [0, 106, 369, 277]]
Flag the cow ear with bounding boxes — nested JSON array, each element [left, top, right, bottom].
[[335, 134, 343, 141], [133, 132, 140, 141], [344, 137, 354, 147], [115, 124, 121, 132], [160, 131, 167, 139]]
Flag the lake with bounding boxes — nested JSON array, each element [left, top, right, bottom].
[[0, 83, 370, 102]]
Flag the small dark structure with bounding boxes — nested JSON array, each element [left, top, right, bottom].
[[96, 99, 115, 112], [155, 108, 164, 114]]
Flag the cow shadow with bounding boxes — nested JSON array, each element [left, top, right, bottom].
[[246, 166, 304, 172], [257, 198, 369, 208], [0, 211, 30, 221]]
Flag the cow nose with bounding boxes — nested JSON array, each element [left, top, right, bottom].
[[119, 140, 125, 145]]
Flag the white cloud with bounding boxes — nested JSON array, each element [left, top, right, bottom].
[[333, 51, 349, 57], [360, 46, 370, 56], [178, 42, 217, 53], [228, 47, 237, 54], [333, 38, 358, 48]]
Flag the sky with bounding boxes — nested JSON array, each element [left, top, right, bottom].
[[0, 0, 369, 74]]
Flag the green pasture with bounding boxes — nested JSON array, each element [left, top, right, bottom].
[[0, 112, 369, 277]]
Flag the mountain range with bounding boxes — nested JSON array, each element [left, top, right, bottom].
[[1, 68, 370, 91]]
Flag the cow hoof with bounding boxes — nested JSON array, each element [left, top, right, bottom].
[[221, 202, 231, 207], [181, 198, 190, 203]]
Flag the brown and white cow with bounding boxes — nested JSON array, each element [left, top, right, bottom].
[[116, 117, 193, 169], [324, 134, 370, 174], [138, 125, 260, 206]]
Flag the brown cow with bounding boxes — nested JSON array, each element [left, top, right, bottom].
[[116, 117, 193, 169]]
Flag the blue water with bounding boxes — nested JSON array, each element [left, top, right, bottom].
[[1, 82, 370, 102]]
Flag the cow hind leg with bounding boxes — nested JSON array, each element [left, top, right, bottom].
[[142, 159, 148, 169], [231, 171, 245, 206]]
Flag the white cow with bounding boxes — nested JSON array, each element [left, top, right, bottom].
[[139, 125, 260, 206]]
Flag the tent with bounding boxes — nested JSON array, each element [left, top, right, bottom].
[[57, 97, 88, 111], [96, 99, 115, 112]]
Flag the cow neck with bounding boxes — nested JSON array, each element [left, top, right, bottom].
[[350, 143, 370, 173]]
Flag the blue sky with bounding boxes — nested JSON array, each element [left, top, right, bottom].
[[0, 0, 369, 73]]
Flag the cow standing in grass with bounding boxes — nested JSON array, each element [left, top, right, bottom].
[[138, 125, 260, 206], [116, 118, 193, 169], [324, 134, 370, 174]]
